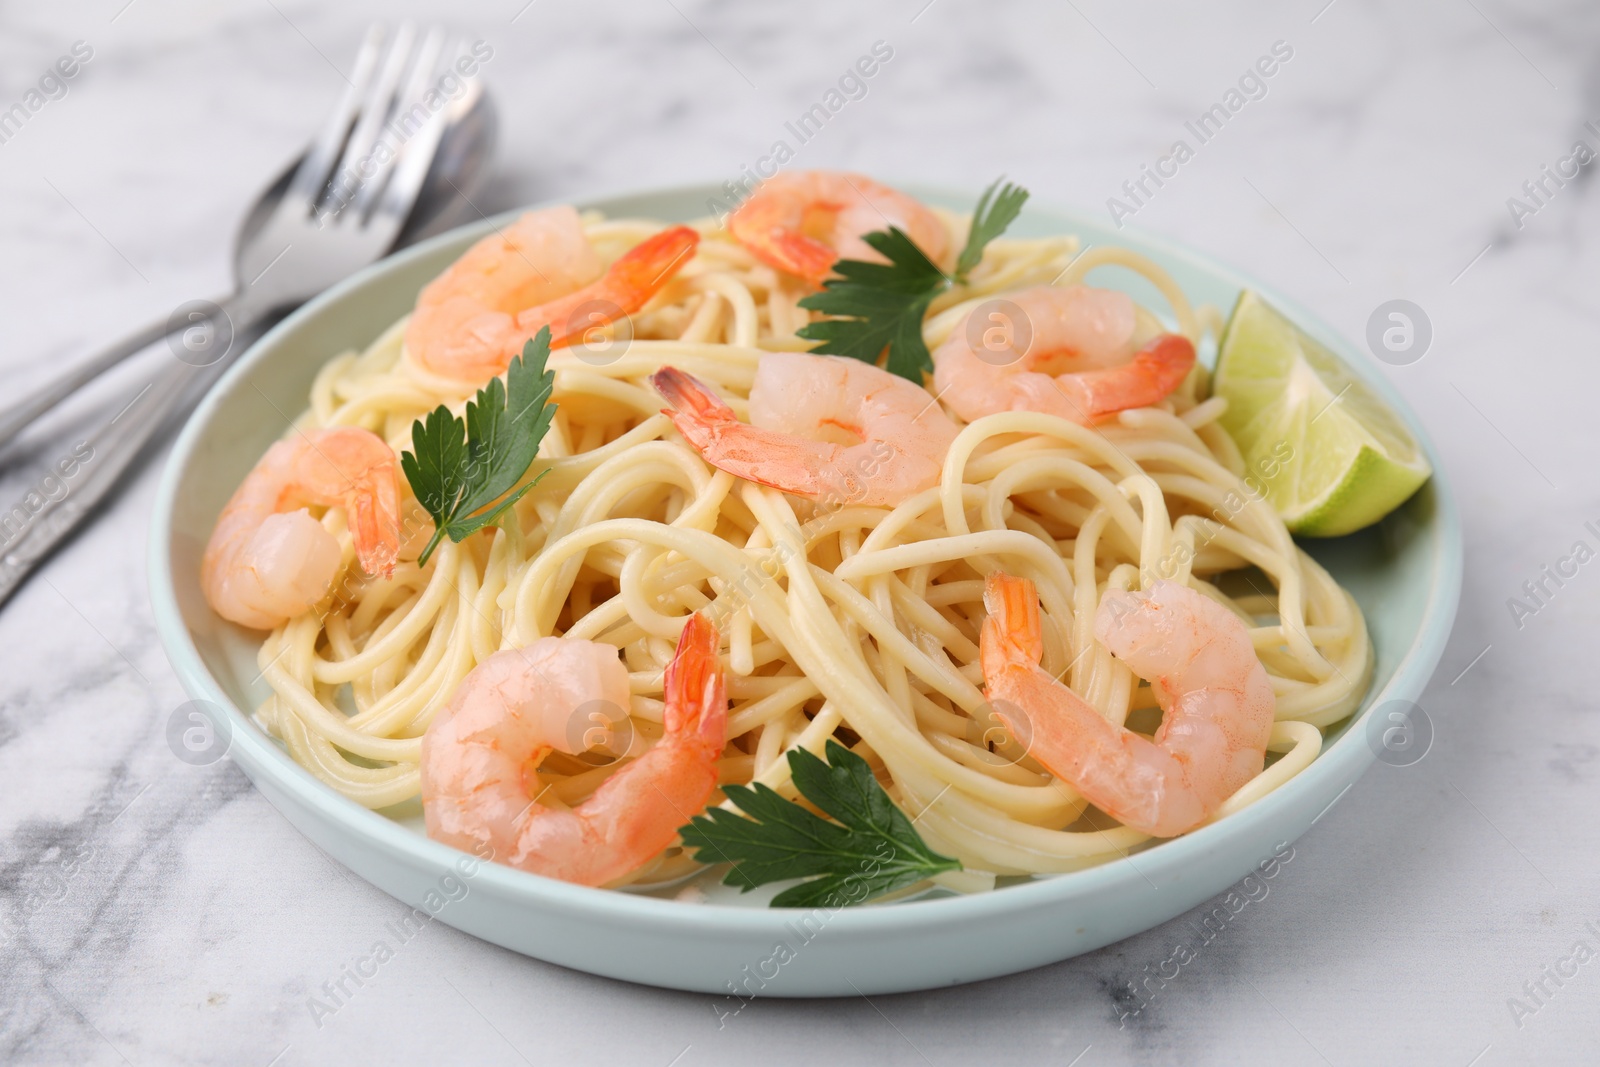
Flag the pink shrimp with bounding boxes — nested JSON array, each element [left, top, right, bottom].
[[728, 171, 948, 287], [406, 206, 700, 382], [650, 352, 959, 508], [932, 285, 1195, 424], [980, 573, 1274, 838], [420, 614, 727, 886], [201, 428, 400, 630]]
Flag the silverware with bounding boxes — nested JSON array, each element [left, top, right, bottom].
[[0, 23, 496, 607]]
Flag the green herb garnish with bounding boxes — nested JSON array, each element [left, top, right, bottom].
[[680, 740, 962, 908], [953, 178, 1030, 284], [797, 176, 1030, 382], [401, 328, 557, 566], [794, 229, 946, 382]]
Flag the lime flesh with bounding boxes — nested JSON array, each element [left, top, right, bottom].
[[1212, 291, 1431, 537]]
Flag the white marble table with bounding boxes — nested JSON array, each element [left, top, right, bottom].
[[2, 1, 1596, 1063]]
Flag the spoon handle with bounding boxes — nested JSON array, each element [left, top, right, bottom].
[[0, 291, 262, 608], [0, 294, 235, 455]]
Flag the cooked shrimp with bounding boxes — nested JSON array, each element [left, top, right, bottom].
[[651, 352, 960, 507], [420, 614, 727, 886], [981, 573, 1274, 838], [932, 285, 1195, 425], [404, 206, 600, 379], [202, 428, 400, 630], [521, 225, 699, 345], [405, 206, 700, 382], [728, 170, 948, 287]]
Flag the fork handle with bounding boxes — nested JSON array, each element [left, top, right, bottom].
[[0, 290, 264, 607], [0, 291, 236, 454]]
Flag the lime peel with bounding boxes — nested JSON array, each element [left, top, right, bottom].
[[1212, 291, 1431, 538]]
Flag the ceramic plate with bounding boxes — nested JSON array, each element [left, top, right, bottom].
[[149, 183, 1462, 996]]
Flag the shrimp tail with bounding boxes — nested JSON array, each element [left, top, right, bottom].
[[728, 172, 948, 286], [767, 232, 837, 288], [981, 573, 1045, 667], [728, 187, 836, 285], [523, 226, 702, 349], [652, 365, 734, 430], [1056, 334, 1196, 424], [347, 474, 402, 579], [651, 366, 742, 454], [652, 366, 836, 499], [664, 613, 726, 750], [596, 225, 701, 315]]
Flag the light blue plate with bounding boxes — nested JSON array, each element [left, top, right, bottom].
[[149, 183, 1462, 996]]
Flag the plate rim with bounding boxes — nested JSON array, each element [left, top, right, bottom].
[[148, 178, 1464, 934]]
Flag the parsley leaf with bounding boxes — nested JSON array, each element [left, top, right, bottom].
[[679, 739, 962, 908], [401, 328, 557, 566], [795, 177, 1030, 383], [796, 228, 945, 381], [954, 178, 1030, 284]]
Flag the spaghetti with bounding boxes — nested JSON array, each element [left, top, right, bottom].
[[246, 206, 1371, 886]]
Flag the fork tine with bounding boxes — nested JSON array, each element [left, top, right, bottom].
[[376, 36, 466, 229], [319, 22, 416, 222], [352, 26, 447, 221], [287, 24, 385, 210]]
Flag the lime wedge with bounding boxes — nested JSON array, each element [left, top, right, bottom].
[[1212, 290, 1431, 537]]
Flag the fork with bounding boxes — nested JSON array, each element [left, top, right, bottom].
[[0, 24, 460, 606]]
